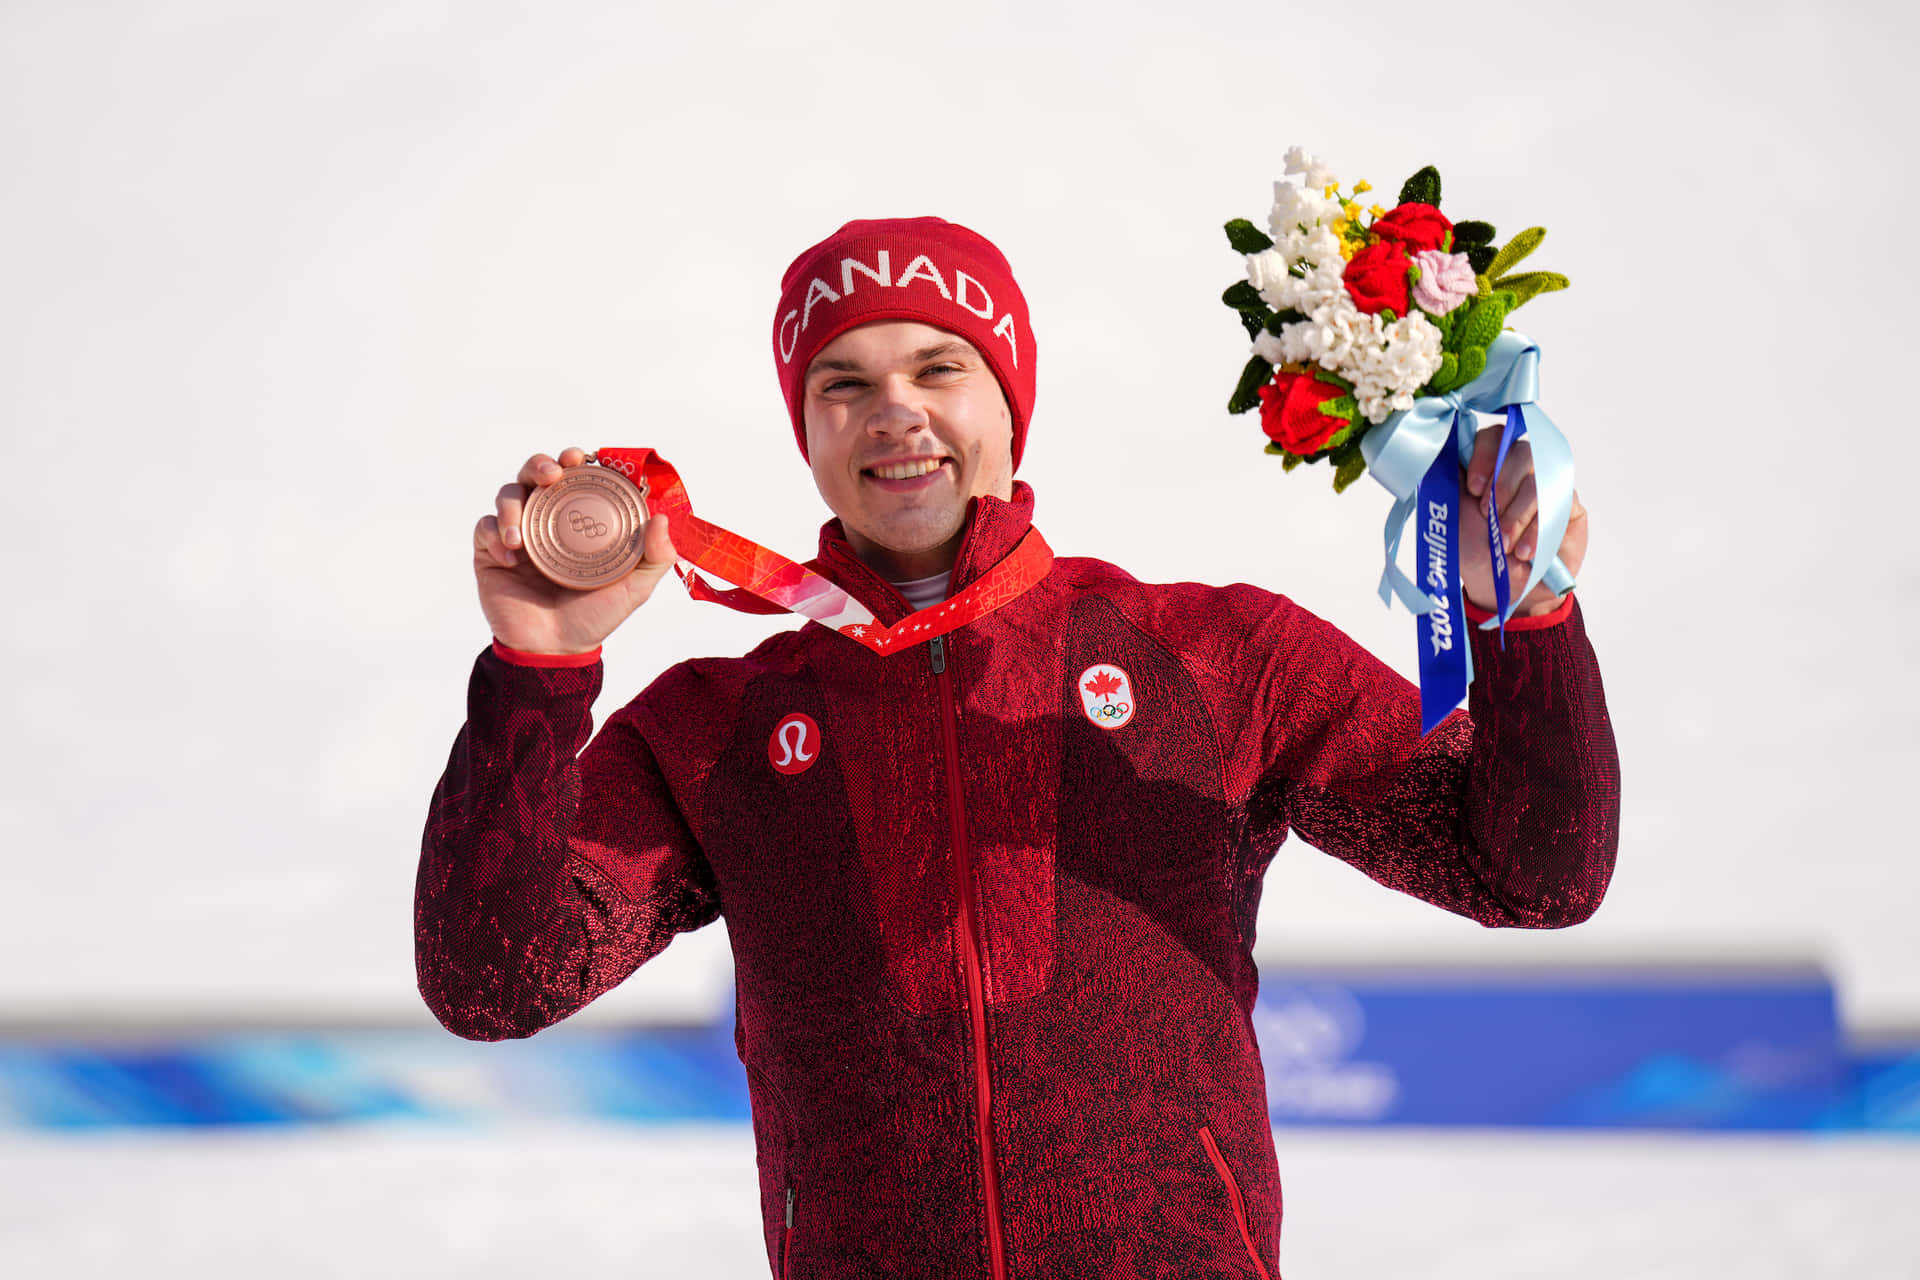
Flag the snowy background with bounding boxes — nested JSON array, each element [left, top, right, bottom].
[[3, 1, 1917, 1272], [5, 0, 1914, 1033]]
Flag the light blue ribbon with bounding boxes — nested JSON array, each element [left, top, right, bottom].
[[1359, 330, 1576, 726], [1360, 329, 1577, 628]]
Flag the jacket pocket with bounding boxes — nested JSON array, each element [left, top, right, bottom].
[[1198, 1124, 1274, 1280]]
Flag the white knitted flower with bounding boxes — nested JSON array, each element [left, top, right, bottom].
[[1245, 248, 1292, 301], [1269, 181, 1339, 239], [1280, 146, 1338, 192]]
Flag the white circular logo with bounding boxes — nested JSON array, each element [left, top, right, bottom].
[[1076, 663, 1135, 730], [768, 713, 820, 775]]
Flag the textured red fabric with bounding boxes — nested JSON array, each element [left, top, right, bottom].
[[417, 482, 1620, 1278], [772, 218, 1035, 470], [490, 638, 602, 668], [1463, 591, 1575, 629]]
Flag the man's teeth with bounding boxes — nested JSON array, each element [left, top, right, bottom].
[[871, 458, 944, 480]]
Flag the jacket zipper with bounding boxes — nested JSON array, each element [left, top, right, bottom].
[[782, 1183, 795, 1279], [1198, 1125, 1274, 1280], [931, 634, 1008, 1280]]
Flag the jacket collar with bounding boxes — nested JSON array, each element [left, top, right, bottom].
[[814, 481, 1038, 626]]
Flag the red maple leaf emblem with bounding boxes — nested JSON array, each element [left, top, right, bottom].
[[1084, 670, 1123, 702]]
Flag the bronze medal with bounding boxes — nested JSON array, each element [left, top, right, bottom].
[[521, 464, 651, 590]]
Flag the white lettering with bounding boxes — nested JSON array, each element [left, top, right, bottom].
[[801, 277, 841, 331], [840, 250, 891, 295], [1428, 593, 1453, 654], [954, 270, 994, 319], [895, 254, 951, 299], [992, 312, 1019, 368], [778, 309, 801, 364], [1424, 500, 1450, 593]]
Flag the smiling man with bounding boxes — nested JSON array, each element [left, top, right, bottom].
[[417, 217, 1621, 1279]]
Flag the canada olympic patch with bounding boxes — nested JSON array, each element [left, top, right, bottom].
[[1076, 663, 1136, 730], [769, 713, 821, 775]]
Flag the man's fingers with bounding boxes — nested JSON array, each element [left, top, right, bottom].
[[1500, 472, 1539, 555], [1491, 438, 1533, 513], [495, 482, 528, 549], [1508, 514, 1540, 567], [474, 515, 516, 567], [556, 446, 588, 469], [1465, 420, 1503, 498], [638, 514, 678, 572], [516, 453, 564, 488]]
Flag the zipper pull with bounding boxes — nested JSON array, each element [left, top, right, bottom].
[[928, 634, 946, 674], [785, 1184, 795, 1228]]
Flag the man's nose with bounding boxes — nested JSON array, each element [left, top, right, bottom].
[[865, 377, 930, 434]]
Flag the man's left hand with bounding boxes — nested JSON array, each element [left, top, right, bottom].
[[1458, 420, 1589, 618]]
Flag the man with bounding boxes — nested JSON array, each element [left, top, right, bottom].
[[417, 217, 1618, 1279]]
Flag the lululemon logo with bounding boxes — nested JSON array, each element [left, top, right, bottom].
[[769, 713, 821, 775], [1076, 663, 1136, 730], [566, 508, 609, 538]]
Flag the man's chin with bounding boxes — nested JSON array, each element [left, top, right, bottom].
[[846, 511, 967, 570]]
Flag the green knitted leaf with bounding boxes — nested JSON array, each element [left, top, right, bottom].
[[1424, 350, 1461, 395], [1222, 281, 1264, 311], [1263, 307, 1306, 335], [1451, 220, 1496, 248], [1318, 422, 1356, 455], [1320, 392, 1359, 421], [1239, 311, 1265, 339], [1466, 244, 1496, 274], [1459, 292, 1511, 350], [1491, 270, 1570, 308], [1455, 344, 1487, 387], [1398, 166, 1441, 207], [1330, 437, 1369, 492], [1228, 355, 1272, 415], [1486, 226, 1545, 280], [1225, 219, 1274, 254], [1265, 444, 1306, 471]]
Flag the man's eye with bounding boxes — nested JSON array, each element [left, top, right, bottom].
[[922, 363, 963, 377], [823, 378, 864, 392]]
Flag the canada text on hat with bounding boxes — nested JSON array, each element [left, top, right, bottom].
[[772, 218, 1036, 469]]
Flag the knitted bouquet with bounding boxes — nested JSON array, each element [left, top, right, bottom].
[[1222, 146, 1567, 491]]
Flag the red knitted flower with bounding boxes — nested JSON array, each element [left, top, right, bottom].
[[1258, 369, 1352, 455], [1370, 202, 1454, 254], [1341, 242, 1412, 317]]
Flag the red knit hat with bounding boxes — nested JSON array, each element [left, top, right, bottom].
[[772, 217, 1036, 470]]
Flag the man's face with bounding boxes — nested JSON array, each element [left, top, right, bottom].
[[803, 320, 1015, 581]]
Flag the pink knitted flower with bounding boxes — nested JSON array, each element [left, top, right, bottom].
[[1410, 250, 1477, 316]]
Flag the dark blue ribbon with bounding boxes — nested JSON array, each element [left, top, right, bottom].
[[1414, 448, 1470, 735]]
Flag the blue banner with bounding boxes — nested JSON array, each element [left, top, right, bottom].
[[2, 968, 1913, 1134]]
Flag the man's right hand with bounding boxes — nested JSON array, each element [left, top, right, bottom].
[[473, 447, 680, 655]]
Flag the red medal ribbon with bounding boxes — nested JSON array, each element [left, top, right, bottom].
[[593, 448, 1053, 657]]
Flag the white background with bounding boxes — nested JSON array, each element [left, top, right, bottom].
[[3, 1127, 1915, 1278], [2, 1, 1914, 1029]]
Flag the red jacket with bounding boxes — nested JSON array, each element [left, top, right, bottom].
[[416, 482, 1619, 1279]]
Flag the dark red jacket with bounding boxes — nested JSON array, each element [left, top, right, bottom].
[[417, 482, 1619, 1279]]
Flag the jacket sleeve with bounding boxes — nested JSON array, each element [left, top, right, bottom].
[[1248, 595, 1619, 928], [415, 647, 722, 1040]]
